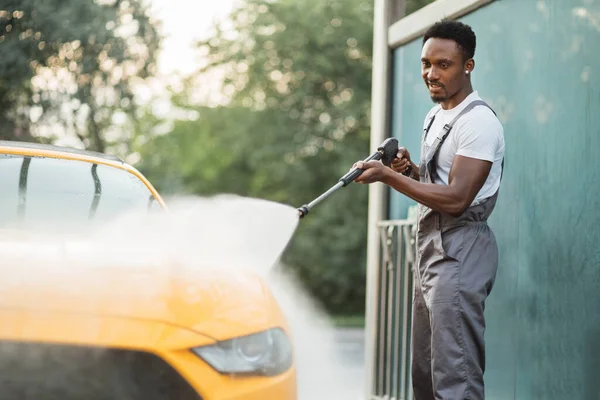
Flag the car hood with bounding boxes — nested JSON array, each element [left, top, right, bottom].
[[0, 235, 283, 341]]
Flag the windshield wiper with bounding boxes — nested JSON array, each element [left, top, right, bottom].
[[17, 157, 31, 221], [89, 164, 102, 220]]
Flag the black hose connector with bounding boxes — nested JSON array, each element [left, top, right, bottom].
[[298, 205, 309, 218]]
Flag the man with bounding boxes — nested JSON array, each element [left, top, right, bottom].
[[354, 20, 505, 399]]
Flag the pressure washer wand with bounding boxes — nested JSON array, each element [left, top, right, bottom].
[[297, 137, 398, 218]]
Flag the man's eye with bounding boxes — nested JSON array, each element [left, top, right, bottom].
[[440, 63, 449, 69]]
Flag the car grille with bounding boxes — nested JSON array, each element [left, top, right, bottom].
[[0, 341, 202, 400]]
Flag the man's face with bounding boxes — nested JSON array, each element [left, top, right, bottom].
[[421, 38, 471, 104]]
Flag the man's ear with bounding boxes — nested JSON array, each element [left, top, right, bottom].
[[465, 59, 475, 75]]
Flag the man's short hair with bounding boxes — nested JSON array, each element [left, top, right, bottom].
[[422, 20, 476, 61]]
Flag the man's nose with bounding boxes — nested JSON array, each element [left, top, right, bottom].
[[427, 66, 440, 81]]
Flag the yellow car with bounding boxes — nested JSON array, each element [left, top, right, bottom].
[[0, 140, 297, 399]]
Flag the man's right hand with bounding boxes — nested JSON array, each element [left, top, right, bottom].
[[390, 147, 413, 175]]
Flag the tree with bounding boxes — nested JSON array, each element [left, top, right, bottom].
[[407, 0, 436, 14], [133, 103, 259, 196], [0, 0, 160, 153]]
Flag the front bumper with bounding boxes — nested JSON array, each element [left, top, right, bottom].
[[0, 311, 297, 400]]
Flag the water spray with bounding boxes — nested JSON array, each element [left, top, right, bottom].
[[297, 138, 399, 218]]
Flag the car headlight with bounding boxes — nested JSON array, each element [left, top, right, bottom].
[[191, 328, 293, 376]]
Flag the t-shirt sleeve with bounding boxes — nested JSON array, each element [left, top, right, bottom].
[[454, 112, 501, 162]]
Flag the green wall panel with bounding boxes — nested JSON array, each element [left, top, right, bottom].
[[389, 0, 600, 398]]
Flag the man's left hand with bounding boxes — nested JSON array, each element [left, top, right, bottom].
[[352, 160, 390, 184]]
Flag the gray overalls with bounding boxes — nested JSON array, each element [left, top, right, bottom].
[[411, 100, 502, 400]]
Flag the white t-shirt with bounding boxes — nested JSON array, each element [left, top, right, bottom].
[[422, 91, 505, 205]]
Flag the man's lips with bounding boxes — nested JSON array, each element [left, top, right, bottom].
[[428, 83, 444, 92]]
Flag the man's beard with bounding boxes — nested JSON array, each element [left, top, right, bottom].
[[430, 94, 449, 103], [430, 89, 449, 104], [427, 81, 449, 103]]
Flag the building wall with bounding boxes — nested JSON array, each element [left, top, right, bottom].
[[389, 0, 600, 398]]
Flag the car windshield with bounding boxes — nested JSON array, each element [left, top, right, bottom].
[[0, 154, 161, 232]]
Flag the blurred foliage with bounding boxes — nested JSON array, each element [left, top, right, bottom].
[[0, 0, 160, 153], [135, 0, 374, 315], [133, 104, 258, 196], [407, 0, 436, 15]]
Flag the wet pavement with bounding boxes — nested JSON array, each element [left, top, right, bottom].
[[297, 327, 365, 400]]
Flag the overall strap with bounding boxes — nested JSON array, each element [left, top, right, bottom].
[[423, 99, 498, 183], [429, 99, 493, 155], [421, 106, 442, 146]]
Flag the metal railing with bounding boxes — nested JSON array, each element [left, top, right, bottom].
[[368, 209, 417, 400]]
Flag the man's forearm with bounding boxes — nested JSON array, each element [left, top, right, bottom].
[[382, 169, 468, 217]]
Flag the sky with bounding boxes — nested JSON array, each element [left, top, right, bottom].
[[148, 0, 238, 76]]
